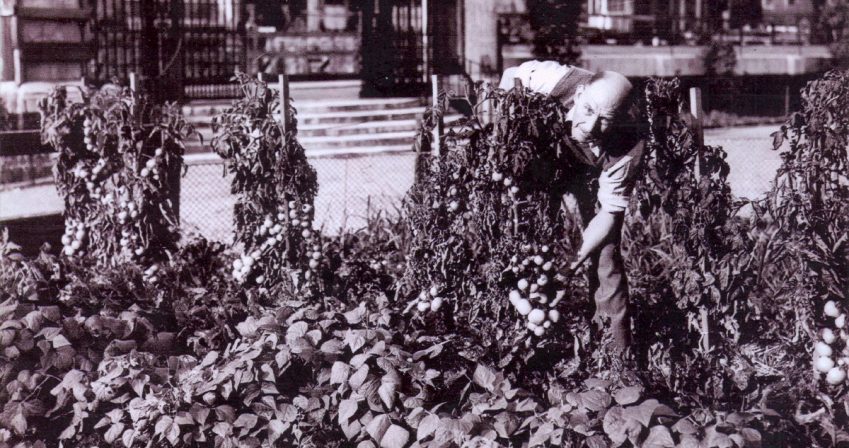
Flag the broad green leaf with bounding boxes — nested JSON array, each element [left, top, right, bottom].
[[602, 406, 629, 447], [344, 305, 367, 325], [584, 378, 612, 389], [380, 424, 410, 448], [741, 428, 762, 448], [417, 414, 440, 441], [412, 342, 445, 361], [613, 386, 642, 405], [514, 397, 538, 413], [366, 414, 391, 441], [579, 390, 612, 412], [52, 335, 71, 349], [672, 418, 698, 435], [350, 353, 372, 368], [347, 332, 367, 353], [643, 425, 675, 448], [233, 413, 258, 429], [320, 339, 346, 354], [472, 364, 497, 392], [341, 418, 362, 440], [267, 419, 288, 445], [277, 403, 298, 422], [104, 422, 124, 444], [529, 422, 554, 447], [174, 411, 193, 426], [378, 382, 397, 409], [122, 429, 135, 447], [331, 361, 351, 385], [622, 399, 660, 427], [5, 406, 26, 435], [678, 434, 700, 448], [349, 364, 370, 390], [190, 404, 210, 425], [215, 405, 236, 423], [286, 321, 309, 341], [585, 435, 609, 448], [201, 351, 219, 367], [339, 398, 359, 425], [705, 428, 735, 448], [154, 416, 180, 445]]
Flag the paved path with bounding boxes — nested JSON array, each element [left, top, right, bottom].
[[1, 125, 786, 241], [705, 125, 785, 201]]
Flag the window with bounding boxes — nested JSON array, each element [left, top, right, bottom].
[[607, 0, 626, 13]]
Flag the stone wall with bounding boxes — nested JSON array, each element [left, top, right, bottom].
[[501, 44, 832, 77]]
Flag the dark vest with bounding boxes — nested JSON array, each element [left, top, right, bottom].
[[549, 66, 595, 110]]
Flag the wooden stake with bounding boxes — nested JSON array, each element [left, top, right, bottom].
[[278, 74, 290, 136], [690, 87, 710, 353], [689, 87, 704, 178], [431, 74, 443, 156], [784, 84, 790, 117]]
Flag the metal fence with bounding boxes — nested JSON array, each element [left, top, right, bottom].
[[180, 151, 416, 243]]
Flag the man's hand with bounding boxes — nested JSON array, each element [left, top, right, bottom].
[[568, 252, 589, 272]]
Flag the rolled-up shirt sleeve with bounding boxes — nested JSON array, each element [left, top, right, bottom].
[[498, 60, 571, 94], [597, 156, 636, 213]]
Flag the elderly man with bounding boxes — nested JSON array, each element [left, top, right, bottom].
[[500, 60, 644, 354]]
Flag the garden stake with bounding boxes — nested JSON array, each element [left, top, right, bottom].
[[431, 75, 443, 157], [510, 78, 525, 236], [690, 87, 711, 354], [278, 74, 290, 136]]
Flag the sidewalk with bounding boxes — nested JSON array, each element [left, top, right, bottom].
[[0, 125, 786, 232]]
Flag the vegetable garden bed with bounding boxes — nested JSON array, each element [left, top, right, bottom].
[[0, 70, 847, 448]]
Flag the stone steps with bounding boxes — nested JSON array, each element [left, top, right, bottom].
[[183, 95, 465, 155]]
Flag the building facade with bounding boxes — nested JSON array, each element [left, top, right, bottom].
[[0, 0, 832, 105]]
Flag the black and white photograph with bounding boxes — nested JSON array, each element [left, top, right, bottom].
[[0, 0, 847, 446]]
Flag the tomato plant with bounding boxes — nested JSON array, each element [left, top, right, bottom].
[[39, 84, 191, 268], [404, 83, 593, 377], [211, 73, 329, 295]]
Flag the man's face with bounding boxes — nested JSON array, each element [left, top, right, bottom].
[[569, 80, 629, 144]]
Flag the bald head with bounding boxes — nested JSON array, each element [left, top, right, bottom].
[[569, 71, 633, 144]]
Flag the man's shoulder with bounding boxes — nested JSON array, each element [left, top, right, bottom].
[[601, 137, 645, 173]]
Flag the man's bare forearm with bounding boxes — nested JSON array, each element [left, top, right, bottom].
[[571, 210, 623, 268]]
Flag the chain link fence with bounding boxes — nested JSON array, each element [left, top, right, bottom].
[[180, 151, 416, 243]]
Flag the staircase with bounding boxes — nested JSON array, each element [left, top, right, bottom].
[[182, 84, 463, 157]]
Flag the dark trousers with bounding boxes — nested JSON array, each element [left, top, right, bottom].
[[564, 186, 631, 351]]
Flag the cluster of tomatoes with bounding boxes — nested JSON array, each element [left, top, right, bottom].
[[142, 263, 160, 283], [139, 147, 165, 180], [490, 170, 520, 206], [411, 285, 446, 314], [61, 220, 87, 257], [80, 118, 111, 200], [814, 300, 849, 385], [232, 200, 318, 286], [506, 244, 564, 337]]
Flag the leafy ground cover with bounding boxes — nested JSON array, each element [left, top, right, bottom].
[[0, 71, 847, 447]]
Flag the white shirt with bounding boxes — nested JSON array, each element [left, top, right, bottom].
[[498, 60, 573, 95]]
